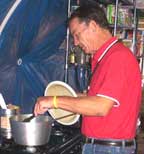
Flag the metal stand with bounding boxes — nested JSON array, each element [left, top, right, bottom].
[[113, 0, 119, 36], [132, 0, 138, 55], [64, 0, 71, 83]]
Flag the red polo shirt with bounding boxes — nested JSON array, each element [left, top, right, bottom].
[[81, 37, 142, 139]]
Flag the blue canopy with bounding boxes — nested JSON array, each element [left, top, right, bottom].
[[0, 0, 88, 113]]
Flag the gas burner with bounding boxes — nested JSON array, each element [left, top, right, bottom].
[[0, 143, 48, 154], [0, 126, 83, 154], [25, 146, 37, 153]]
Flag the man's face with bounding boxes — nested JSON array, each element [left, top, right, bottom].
[[69, 17, 97, 54]]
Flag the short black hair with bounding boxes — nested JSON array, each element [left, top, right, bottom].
[[68, 3, 110, 31]]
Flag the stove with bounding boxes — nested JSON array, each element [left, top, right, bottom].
[[0, 124, 83, 154]]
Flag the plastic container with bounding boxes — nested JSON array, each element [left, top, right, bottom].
[[44, 81, 80, 125]]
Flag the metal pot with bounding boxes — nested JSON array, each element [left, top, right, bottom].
[[10, 114, 53, 146], [0, 107, 19, 139]]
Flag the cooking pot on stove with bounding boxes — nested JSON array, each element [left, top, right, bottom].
[[0, 105, 20, 139], [10, 113, 74, 146], [10, 114, 53, 146]]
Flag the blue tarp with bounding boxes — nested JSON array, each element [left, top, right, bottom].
[[0, 0, 88, 113]]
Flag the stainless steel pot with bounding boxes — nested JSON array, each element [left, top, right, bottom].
[[0, 107, 19, 139], [10, 114, 53, 146]]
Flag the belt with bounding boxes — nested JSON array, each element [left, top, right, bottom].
[[85, 138, 134, 147]]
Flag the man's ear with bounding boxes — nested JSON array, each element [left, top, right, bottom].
[[89, 20, 98, 33]]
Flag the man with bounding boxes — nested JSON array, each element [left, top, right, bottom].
[[34, 3, 142, 154]]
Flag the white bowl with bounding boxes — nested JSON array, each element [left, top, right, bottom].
[[44, 81, 80, 125]]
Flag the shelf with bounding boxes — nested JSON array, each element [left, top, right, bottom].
[[96, 0, 134, 6], [138, 9, 144, 17], [109, 24, 135, 30], [138, 28, 144, 31]]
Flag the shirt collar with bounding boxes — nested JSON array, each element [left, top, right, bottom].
[[91, 37, 118, 70]]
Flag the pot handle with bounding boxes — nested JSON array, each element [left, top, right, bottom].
[[52, 113, 76, 122]]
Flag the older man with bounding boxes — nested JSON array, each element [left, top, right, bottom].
[[34, 3, 142, 154]]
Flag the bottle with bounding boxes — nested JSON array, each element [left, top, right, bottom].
[[69, 47, 76, 64]]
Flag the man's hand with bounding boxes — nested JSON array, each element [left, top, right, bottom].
[[34, 96, 53, 116]]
